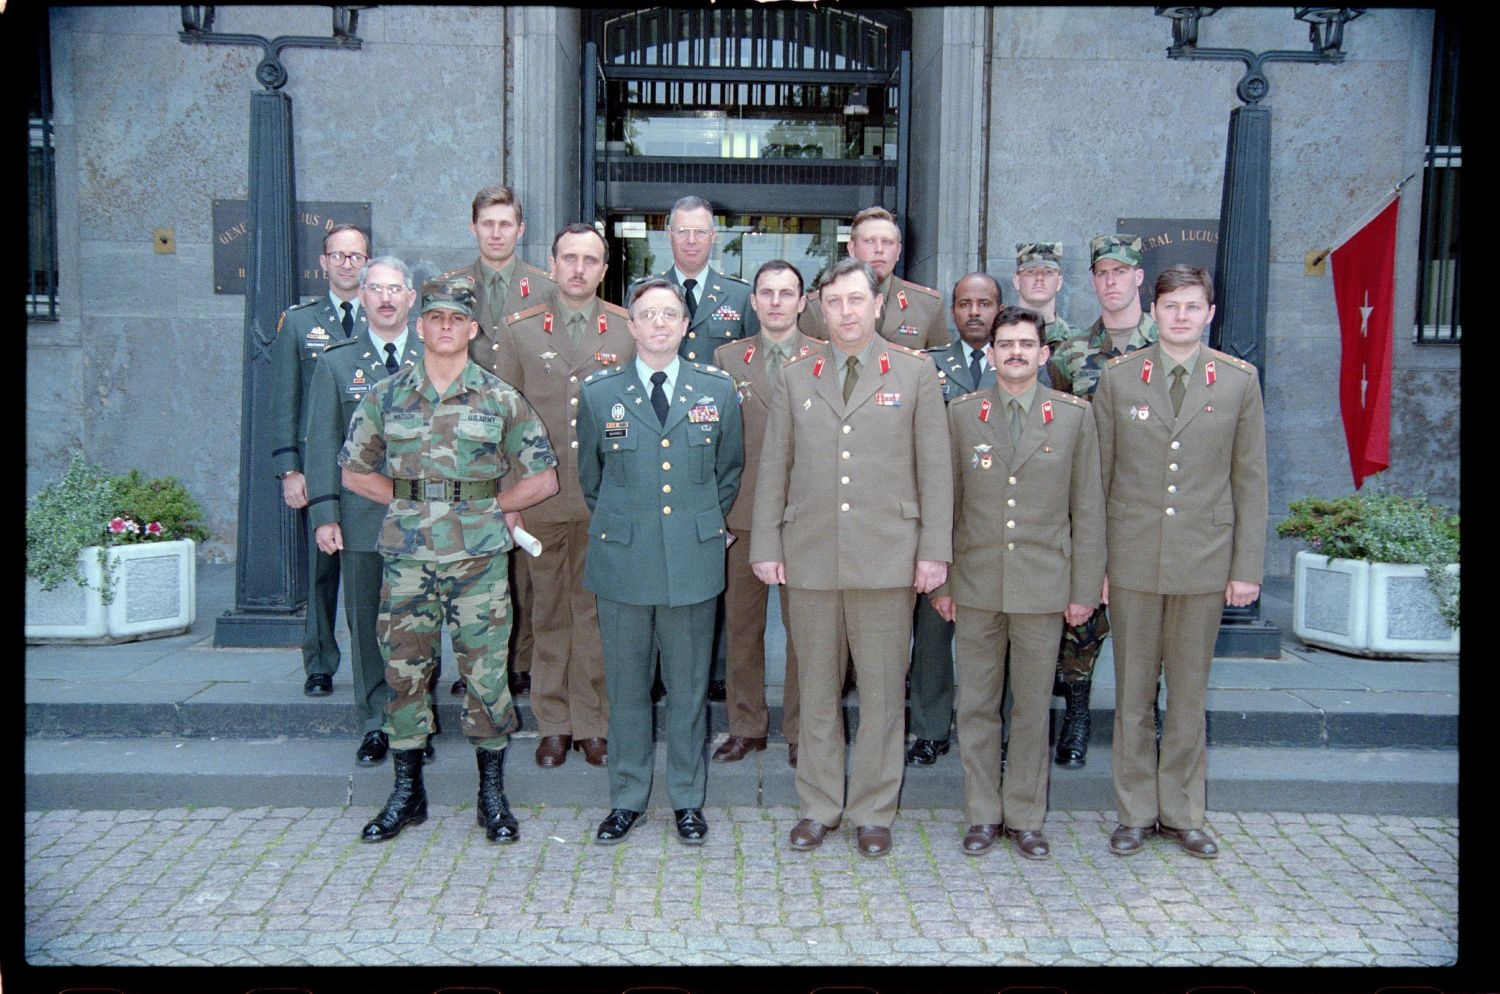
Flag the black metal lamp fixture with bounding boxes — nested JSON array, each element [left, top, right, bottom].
[[179, 6, 368, 89], [1155, 6, 1363, 103]]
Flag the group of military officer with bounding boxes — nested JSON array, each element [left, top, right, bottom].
[[272, 188, 1266, 862]]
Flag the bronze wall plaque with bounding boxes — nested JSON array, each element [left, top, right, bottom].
[[212, 200, 373, 296]]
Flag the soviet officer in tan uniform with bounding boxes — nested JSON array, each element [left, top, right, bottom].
[[339, 275, 559, 846], [931, 305, 1104, 861], [491, 223, 635, 770], [798, 206, 948, 350], [1095, 265, 1267, 860]]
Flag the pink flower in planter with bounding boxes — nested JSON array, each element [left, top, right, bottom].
[[108, 517, 130, 534], [145, 521, 164, 537]]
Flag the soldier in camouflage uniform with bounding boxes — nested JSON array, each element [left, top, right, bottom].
[[1012, 242, 1078, 353], [1045, 235, 1159, 768], [339, 275, 560, 845]]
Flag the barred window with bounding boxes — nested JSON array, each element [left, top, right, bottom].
[[28, 12, 58, 322], [1414, 10, 1459, 344]]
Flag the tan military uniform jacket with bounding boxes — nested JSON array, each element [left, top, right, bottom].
[[749, 341, 952, 588], [798, 275, 949, 350], [713, 332, 818, 532], [445, 258, 558, 370], [490, 292, 635, 523], [939, 385, 1105, 613], [1094, 343, 1267, 593]]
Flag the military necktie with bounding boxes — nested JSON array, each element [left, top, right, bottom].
[[651, 370, 669, 424], [487, 270, 505, 332], [1170, 366, 1187, 417], [384, 342, 399, 374], [765, 344, 786, 372], [340, 301, 354, 337], [969, 347, 985, 389], [1009, 399, 1023, 448], [683, 278, 698, 321], [568, 312, 586, 347], [842, 355, 860, 404]]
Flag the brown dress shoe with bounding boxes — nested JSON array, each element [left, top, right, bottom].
[[788, 818, 836, 851], [962, 823, 1001, 856], [712, 735, 767, 763], [535, 734, 572, 767], [1109, 823, 1151, 856], [787, 742, 799, 768], [855, 825, 893, 857], [1159, 824, 1219, 859], [574, 737, 607, 766], [1006, 827, 1051, 860]]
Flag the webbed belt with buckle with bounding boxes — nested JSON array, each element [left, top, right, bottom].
[[393, 478, 499, 502]]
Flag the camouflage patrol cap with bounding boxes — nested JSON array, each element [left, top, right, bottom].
[[1090, 234, 1143, 269], [419, 274, 477, 316], [1015, 242, 1063, 272]]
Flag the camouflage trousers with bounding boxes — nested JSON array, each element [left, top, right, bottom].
[[379, 553, 520, 751], [1056, 603, 1111, 686]]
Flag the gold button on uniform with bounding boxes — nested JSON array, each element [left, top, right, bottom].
[[1006, 498, 1016, 507], [570, 375, 578, 383], [661, 439, 671, 448], [1006, 542, 1015, 551], [662, 461, 671, 470], [842, 425, 852, 434], [841, 451, 851, 459], [663, 506, 673, 515], [840, 476, 850, 485], [1008, 476, 1017, 485], [1006, 520, 1015, 528], [662, 484, 672, 494], [1168, 463, 1178, 472], [570, 440, 578, 449], [1165, 507, 1176, 516], [1167, 484, 1177, 494], [840, 502, 850, 511], [1170, 440, 1181, 450]]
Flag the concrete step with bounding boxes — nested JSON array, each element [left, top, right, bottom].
[[24, 733, 1455, 816]]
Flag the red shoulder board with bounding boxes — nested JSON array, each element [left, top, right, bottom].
[[1042, 400, 1053, 424], [519, 277, 531, 298], [543, 312, 554, 334], [878, 351, 891, 375], [598, 314, 608, 335], [1141, 359, 1153, 384], [897, 290, 909, 310], [1205, 360, 1216, 386], [812, 356, 826, 378], [978, 399, 992, 422], [742, 343, 756, 364]]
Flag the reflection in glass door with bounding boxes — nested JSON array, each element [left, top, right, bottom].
[[602, 213, 849, 306]]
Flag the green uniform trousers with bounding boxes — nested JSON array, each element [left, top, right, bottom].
[[302, 515, 341, 678], [341, 548, 394, 733], [908, 591, 955, 740]]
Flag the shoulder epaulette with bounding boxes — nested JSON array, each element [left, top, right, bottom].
[[689, 361, 730, 378], [784, 349, 821, 366], [437, 265, 471, 280], [950, 390, 986, 408], [506, 302, 549, 325], [718, 272, 749, 286], [322, 336, 362, 354], [1042, 386, 1089, 408], [582, 364, 627, 385], [287, 299, 319, 311], [600, 300, 629, 319], [1206, 347, 1256, 374], [885, 342, 928, 359], [1107, 349, 1147, 368], [899, 279, 942, 299]]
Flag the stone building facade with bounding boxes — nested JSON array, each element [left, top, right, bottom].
[[28, 6, 1457, 573]]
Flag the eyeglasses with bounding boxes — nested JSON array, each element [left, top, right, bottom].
[[326, 251, 369, 266], [362, 283, 409, 297], [633, 307, 685, 323], [670, 226, 714, 241]]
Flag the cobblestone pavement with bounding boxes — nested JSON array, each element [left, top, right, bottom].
[[25, 804, 1456, 970]]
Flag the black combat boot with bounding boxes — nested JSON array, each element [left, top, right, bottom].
[[476, 747, 519, 844], [1054, 679, 1093, 768], [361, 748, 428, 842]]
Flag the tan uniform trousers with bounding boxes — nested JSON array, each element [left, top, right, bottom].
[[1109, 586, 1223, 830], [725, 531, 801, 742], [525, 518, 608, 740], [954, 606, 1063, 831], [788, 586, 915, 829]]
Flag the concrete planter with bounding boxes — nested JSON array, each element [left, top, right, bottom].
[[1292, 550, 1458, 657], [25, 539, 196, 643]]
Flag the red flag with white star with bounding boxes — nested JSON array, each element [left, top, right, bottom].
[[1331, 196, 1398, 489]]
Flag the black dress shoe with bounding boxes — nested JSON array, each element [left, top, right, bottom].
[[303, 674, 332, 697], [905, 738, 950, 766], [508, 670, 531, 696], [423, 740, 436, 763], [706, 680, 727, 702], [674, 808, 708, 845], [356, 730, 389, 765], [595, 808, 645, 845], [450, 677, 467, 696]]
